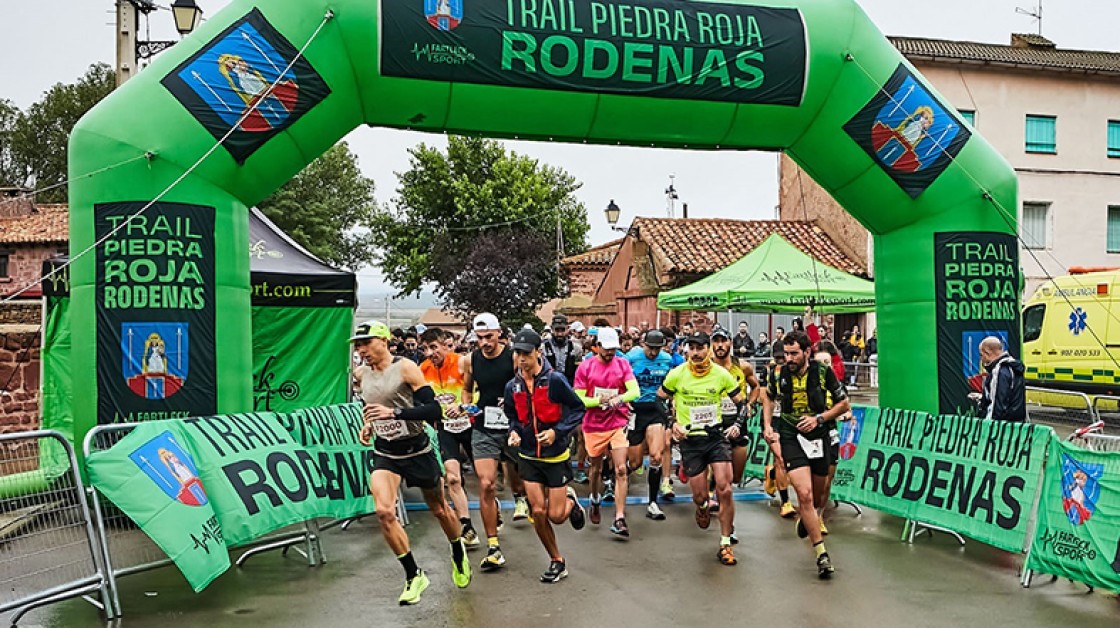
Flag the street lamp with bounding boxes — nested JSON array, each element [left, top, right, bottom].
[[605, 199, 623, 231], [171, 0, 203, 36]]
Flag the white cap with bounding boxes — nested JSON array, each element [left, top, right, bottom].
[[598, 327, 621, 350], [570, 321, 585, 333], [473, 312, 500, 331], [523, 323, 533, 330]]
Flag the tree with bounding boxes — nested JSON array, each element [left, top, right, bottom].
[[375, 136, 589, 321], [0, 99, 21, 187], [5, 63, 115, 201], [257, 142, 379, 271]]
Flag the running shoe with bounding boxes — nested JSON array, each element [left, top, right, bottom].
[[451, 540, 472, 588], [610, 518, 630, 538], [820, 520, 829, 536], [573, 469, 589, 484], [462, 528, 481, 549], [709, 495, 720, 513], [677, 463, 689, 484], [399, 570, 430, 605], [718, 544, 738, 566], [589, 497, 602, 525], [480, 546, 506, 572], [695, 502, 711, 530], [779, 502, 797, 519], [762, 464, 776, 496], [646, 502, 666, 521], [566, 486, 586, 530], [495, 498, 504, 532], [817, 552, 836, 579], [513, 497, 530, 521], [540, 560, 568, 584], [796, 518, 808, 539], [634, 465, 645, 477], [659, 479, 676, 502], [602, 479, 615, 503], [729, 529, 739, 545]]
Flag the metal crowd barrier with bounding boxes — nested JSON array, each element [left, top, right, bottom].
[[1025, 387, 1096, 426], [83, 424, 326, 619], [1090, 395, 1120, 428], [0, 430, 110, 625]]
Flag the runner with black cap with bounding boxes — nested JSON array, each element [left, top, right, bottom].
[[711, 326, 762, 488], [503, 328, 587, 583], [658, 330, 749, 566], [352, 320, 471, 605], [622, 329, 676, 520], [461, 313, 527, 572]]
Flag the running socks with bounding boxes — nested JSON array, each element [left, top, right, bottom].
[[720, 535, 732, 546], [648, 464, 663, 502], [450, 538, 466, 566], [778, 488, 790, 504], [487, 536, 500, 549], [460, 517, 474, 533], [398, 551, 420, 579], [813, 541, 827, 557]]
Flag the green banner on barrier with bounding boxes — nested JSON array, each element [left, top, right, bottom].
[[86, 403, 375, 591], [830, 406, 1051, 552], [1026, 438, 1120, 593]]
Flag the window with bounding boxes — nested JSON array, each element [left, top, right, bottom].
[[1025, 115, 1057, 153], [1109, 206, 1120, 253], [1022, 304, 1045, 343], [1109, 120, 1120, 158], [1021, 202, 1049, 249], [959, 110, 976, 126], [0, 251, 9, 278]]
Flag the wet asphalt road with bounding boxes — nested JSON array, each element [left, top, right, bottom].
[[25, 475, 1120, 628]]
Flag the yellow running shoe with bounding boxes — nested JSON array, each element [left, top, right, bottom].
[[399, 570, 430, 605], [820, 520, 829, 536], [779, 502, 796, 519], [451, 542, 472, 588], [762, 464, 776, 496]]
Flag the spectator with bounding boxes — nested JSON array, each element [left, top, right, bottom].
[[754, 332, 771, 359], [817, 339, 845, 383], [866, 329, 878, 388], [969, 337, 1026, 422], [732, 321, 755, 359]]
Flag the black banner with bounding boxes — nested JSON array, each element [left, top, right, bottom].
[[934, 232, 1021, 415], [96, 202, 217, 423], [381, 0, 807, 106]]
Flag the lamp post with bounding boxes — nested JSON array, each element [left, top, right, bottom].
[[605, 199, 626, 232], [116, 0, 203, 86]]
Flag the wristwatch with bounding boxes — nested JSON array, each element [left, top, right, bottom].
[[393, 408, 403, 418], [815, 414, 824, 425]]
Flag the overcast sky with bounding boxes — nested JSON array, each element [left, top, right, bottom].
[[3, 0, 1117, 291]]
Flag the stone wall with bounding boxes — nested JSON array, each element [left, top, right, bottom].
[[566, 267, 607, 297], [0, 330, 42, 442]]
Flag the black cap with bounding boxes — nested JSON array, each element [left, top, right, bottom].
[[710, 326, 731, 340], [686, 331, 711, 347], [551, 314, 569, 327], [643, 329, 666, 347], [512, 329, 542, 353]]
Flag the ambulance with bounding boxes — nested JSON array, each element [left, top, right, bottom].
[[1021, 268, 1120, 394]]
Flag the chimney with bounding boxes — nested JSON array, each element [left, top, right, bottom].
[[682, 202, 689, 219], [0, 188, 34, 219], [1011, 33, 1056, 49]]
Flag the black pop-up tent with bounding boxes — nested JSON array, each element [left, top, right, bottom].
[[36, 208, 355, 485]]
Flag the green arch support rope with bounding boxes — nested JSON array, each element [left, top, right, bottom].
[[68, 0, 1019, 450]]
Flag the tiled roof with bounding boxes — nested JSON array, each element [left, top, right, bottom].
[[0, 204, 68, 244], [890, 35, 1120, 77], [562, 238, 623, 268], [632, 218, 865, 277]]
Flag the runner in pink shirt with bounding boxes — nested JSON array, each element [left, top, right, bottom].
[[573, 327, 640, 537]]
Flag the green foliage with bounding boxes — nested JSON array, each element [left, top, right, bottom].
[[375, 136, 589, 320], [257, 142, 378, 271], [2, 64, 115, 201]]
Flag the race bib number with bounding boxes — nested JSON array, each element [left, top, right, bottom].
[[594, 387, 617, 401], [483, 406, 509, 430], [829, 428, 840, 446], [689, 405, 719, 429], [720, 396, 737, 415], [436, 393, 457, 406], [443, 417, 472, 434], [373, 419, 406, 441], [628, 413, 636, 431], [797, 434, 824, 459]]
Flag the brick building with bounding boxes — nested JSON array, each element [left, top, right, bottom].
[[559, 217, 865, 332]]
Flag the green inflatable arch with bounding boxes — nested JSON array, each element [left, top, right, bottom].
[[68, 0, 1020, 449]]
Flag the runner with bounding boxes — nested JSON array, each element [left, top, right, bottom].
[[419, 328, 479, 549], [352, 321, 471, 605], [762, 330, 850, 579], [461, 313, 528, 573], [622, 329, 675, 520], [658, 331, 749, 566], [710, 326, 762, 490], [761, 349, 797, 519], [503, 328, 587, 583], [573, 327, 640, 536]]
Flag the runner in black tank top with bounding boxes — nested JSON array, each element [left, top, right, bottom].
[[463, 314, 528, 572]]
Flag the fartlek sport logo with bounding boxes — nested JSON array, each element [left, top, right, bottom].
[[129, 431, 209, 507], [426, 0, 463, 30], [1060, 453, 1103, 526]]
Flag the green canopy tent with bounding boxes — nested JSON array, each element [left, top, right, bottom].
[[22, 209, 355, 492], [657, 233, 876, 313]]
